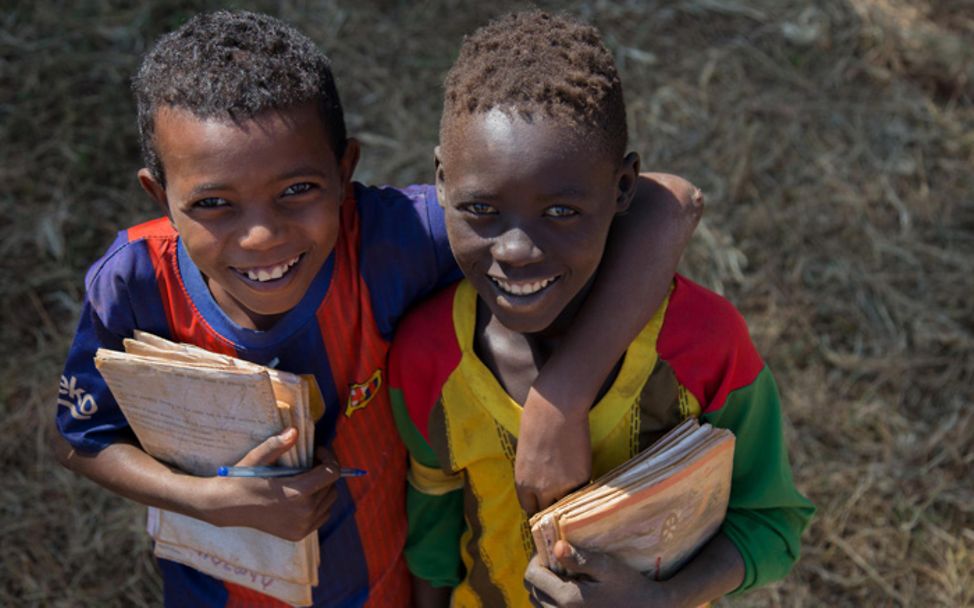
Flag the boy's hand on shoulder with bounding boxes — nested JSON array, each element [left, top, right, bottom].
[[198, 429, 341, 541], [516, 386, 591, 515], [524, 541, 677, 608]]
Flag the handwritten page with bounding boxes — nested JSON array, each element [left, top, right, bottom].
[[147, 508, 317, 584], [94, 334, 320, 606], [95, 350, 283, 476], [153, 539, 313, 606]]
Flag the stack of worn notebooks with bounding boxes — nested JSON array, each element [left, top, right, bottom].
[[94, 331, 321, 606], [530, 418, 735, 581]]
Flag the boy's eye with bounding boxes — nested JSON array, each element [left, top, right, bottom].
[[282, 183, 315, 197], [192, 197, 228, 209], [544, 205, 577, 218], [461, 202, 498, 216]]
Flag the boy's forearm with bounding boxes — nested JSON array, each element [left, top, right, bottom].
[[534, 172, 702, 412], [659, 533, 746, 608], [55, 433, 210, 518]]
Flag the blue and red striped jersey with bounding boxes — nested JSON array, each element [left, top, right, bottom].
[[56, 183, 460, 607]]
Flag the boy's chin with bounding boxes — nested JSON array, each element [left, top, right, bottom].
[[215, 283, 307, 327], [486, 304, 561, 336], [472, 281, 569, 335]]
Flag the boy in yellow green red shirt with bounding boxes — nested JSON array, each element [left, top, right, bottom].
[[390, 11, 815, 608]]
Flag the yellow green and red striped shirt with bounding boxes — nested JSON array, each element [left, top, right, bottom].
[[389, 277, 814, 606]]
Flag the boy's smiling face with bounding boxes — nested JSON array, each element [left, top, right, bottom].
[[139, 103, 358, 330], [438, 108, 637, 334]]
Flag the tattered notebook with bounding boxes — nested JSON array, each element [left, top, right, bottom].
[[529, 418, 735, 581], [94, 331, 322, 606]]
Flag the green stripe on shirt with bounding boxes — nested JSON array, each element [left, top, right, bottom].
[[390, 386, 441, 468], [702, 365, 815, 593]]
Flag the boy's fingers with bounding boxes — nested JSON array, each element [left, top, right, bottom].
[[527, 580, 560, 608], [235, 428, 298, 467], [524, 555, 580, 607], [516, 487, 540, 517], [552, 540, 614, 579], [314, 446, 340, 469], [292, 460, 341, 493], [312, 486, 339, 524], [524, 554, 559, 589]]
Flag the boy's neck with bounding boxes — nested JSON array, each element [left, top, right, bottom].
[[474, 297, 550, 407], [473, 280, 620, 408], [207, 276, 285, 331]]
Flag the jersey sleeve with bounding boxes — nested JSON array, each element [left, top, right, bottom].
[[387, 286, 466, 587], [356, 183, 462, 340], [389, 376, 465, 589], [392, 401, 465, 588], [57, 233, 168, 453], [659, 276, 814, 593], [701, 366, 815, 593]]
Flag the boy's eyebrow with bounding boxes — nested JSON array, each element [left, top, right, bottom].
[[189, 182, 232, 196], [452, 189, 499, 202], [544, 186, 588, 200], [456, 186, 587, 201], [453, 186, 589, 202], [273, 166, 332, 182], [187, 167, 331, 197]]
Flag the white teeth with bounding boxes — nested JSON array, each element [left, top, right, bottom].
[[491, 276, 556, 296], [242, 255, 301, 283]]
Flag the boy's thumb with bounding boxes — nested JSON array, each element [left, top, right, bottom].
[[552, 541, 608, 578], [235, 427, 298, 467]]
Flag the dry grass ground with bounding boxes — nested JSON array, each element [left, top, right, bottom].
[[2, 0, 971, 606]]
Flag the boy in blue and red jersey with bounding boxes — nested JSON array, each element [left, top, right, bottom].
[[53, 10, 703, 608], [389, 11, 814, 608]]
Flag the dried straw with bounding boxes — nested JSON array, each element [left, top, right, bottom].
[[2, 1, 970, 605]]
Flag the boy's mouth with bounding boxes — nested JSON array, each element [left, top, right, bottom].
[[488, 275, 560, 297], [233, 254, 303, 283]]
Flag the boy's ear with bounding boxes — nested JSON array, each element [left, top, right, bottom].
[[338, 137, 361, 190], [433, 145, 446, 208], [614, 152, 640, 214], [138, 168, 171, 219]]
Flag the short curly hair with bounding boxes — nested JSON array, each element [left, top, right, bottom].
[[441, 10, 627, 159], [133, 10, 346, 185]]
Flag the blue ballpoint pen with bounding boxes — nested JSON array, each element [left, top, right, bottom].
[[217, 465, 367, 478]]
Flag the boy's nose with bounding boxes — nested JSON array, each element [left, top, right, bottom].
[[238, 211, 288, 251], [491, 227, 543, 267]]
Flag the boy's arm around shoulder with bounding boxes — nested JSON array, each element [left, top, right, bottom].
[[517, 173, 704, 513]]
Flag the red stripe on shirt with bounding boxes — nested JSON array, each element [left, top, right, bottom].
[[316, 191, 411, 608], [126, 216, 173, 242], [387, 283, 462, 443], [131, 220, 272, 606], [223, 584, 291, 608], [128, 218, 237, 356], [656, 275, 764, 413]]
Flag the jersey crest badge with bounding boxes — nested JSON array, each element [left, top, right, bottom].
[[345, 369, 382, 417]]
